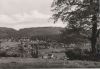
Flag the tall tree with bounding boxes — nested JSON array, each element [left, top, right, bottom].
[[51, 0, 99, 55]]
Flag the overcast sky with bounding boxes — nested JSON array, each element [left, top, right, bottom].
[[0, 0, 66, 30]]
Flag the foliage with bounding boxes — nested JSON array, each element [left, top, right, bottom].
[[0, 27, 63, 41], [51, 0, 99, 26], [51, 0, 99, 54], [51, 0, 99, 38], [0, 45, 20, 57], [60, 28, 89, 44], [65, 47, 82, 60]]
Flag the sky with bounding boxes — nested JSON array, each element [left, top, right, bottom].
[[0, 0, 66, 30]]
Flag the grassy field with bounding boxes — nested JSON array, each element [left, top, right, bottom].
[[0, 41, 99, 68], [0, 57, 100, 69]]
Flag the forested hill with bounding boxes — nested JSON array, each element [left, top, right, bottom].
[[0, 27, 63, 39], [18, 27, 63, 37], [0, 27, 17, 39]]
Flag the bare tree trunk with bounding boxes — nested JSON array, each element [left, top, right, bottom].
[[91, 15, 97, 57], [90, 0, 98, 58]]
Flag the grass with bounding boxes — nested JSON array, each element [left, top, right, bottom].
[[0, 41, 99, 68], [0, 57, 100, 69]]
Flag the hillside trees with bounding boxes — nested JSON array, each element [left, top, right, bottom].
[[51, 0, 99, 55]]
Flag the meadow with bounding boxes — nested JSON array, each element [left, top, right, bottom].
[[0, 57, 100, 68], [0, 41, 99, 68]]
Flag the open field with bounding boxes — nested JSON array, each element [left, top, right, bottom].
[[0, 41, 98, 68], [0, 57, 100, 69]]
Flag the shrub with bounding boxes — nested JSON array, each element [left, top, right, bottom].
[[65, 47, 82, 60], [65, 46, 93, 60], [0, 51, 7, 57]]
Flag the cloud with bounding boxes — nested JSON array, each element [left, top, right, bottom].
[[0, 10, 50, 23], [0, 0, 66, 29], [0, 10, 51, 29], [31, 10, 50, 19], [0, 10, 65, 30], [0, 0, 52, 14], [0, 14, 16, 23], [12, 10, 50, 22]]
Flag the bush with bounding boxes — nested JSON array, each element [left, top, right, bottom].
[[65, 47, 82, 60], [0, 51, 7, 57], [65, 47, 92, 60]]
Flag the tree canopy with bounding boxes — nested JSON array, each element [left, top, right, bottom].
[[52, 0, 99, 30], [51, 0, 99, 54]]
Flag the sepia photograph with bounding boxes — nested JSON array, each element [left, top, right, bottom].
[[0, 0, 99, 69]]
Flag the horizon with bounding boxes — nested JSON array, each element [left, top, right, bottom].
[[0, 0, 66, 30], [0, 26, 65, 30]]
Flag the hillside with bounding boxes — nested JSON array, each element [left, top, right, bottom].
[[0, 27, 89, 43], [0, 27, 63, 39], [0, 27, 17, 39], [18, 27, 63, 37]]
